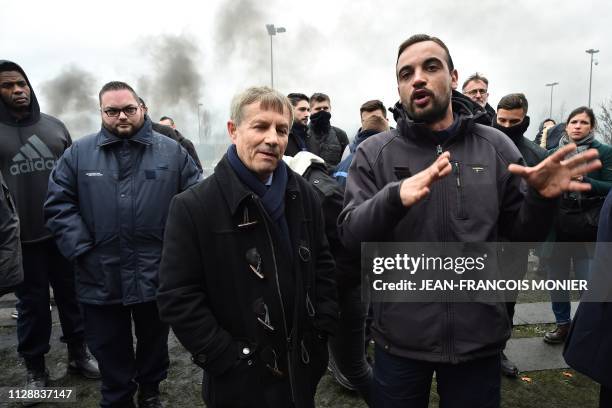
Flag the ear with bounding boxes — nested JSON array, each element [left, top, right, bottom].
[[227, 120, 238, 144], [450, 69, 458, 90]]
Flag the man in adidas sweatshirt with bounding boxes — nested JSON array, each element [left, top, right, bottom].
[[0, 60, 99, 392]]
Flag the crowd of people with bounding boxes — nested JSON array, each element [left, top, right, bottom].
[[0, 33, 611, 408]]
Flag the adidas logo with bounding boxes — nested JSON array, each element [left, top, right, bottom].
[[10, 134, 57, 176]]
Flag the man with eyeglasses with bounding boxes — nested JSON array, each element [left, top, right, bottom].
[[45, 81, 201, 408], [462, 72, 496, 123], [0, 60, 100, 398]]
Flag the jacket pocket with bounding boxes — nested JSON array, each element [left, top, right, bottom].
[[78, 171, 118, 233], [210, 358, 260, 407], [135, 169, 177, 229]]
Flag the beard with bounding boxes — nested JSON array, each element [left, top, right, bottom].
[[103, 119, 143, 138], [403, 87, 451, 124]]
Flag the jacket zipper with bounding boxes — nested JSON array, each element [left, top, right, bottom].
[[252, 195, 296, 402], [452, 162, 466, 219]]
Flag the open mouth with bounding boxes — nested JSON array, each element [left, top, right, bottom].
[[412, 89, 432, 107]]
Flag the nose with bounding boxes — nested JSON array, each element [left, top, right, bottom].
[[263, 129, 280, 146], [412, 68, 427, 87], [118, 110, 128, 119]]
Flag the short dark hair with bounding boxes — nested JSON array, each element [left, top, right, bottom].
[[497, 93, 528, 114], [159, 116, 175, 125], [360, 99, 387, 118], [462, 73, 489, 92], [287, 93, 309, 107], [99, 81, 139, 105], [543, 118, 556, 125], [396, 34, 454, 72], [566, 106, 596, 129], [309, 93, 330, 106]]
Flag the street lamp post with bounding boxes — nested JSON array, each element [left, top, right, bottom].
[[266, 24, 286, 89], [586, 48, 599, 107], [545, 82, 559, 119]]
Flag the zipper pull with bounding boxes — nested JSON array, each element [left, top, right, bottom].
[[453, 162, 461, 187], [436, 145, 443, 156]]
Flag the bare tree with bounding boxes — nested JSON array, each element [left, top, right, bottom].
[[598, 98, 612, 145]]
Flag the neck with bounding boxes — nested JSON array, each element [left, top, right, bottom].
[[426, 106, 454, 131], [258, 172, 272, 183], [9, 109, 30, 121]]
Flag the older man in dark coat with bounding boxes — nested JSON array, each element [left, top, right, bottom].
[[157, 86, 338, 408]]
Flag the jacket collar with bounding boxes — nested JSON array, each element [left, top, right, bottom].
[[215, 154, 300, 216], [392, 95, 477, 146], [97, 117, 154, 147]]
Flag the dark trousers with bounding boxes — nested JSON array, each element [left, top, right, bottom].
[[82, 301, 169, 408], [328, 285, 372, 404], [373, 345, 501, 408], [601, 385, 612, 408], [16, 240, 84, 361]]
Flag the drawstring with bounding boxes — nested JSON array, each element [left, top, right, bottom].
[[300, 340, 310, 364], [306, 293, 315, 317]]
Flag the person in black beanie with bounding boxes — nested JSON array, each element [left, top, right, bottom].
[[285, 93, 311, 157], [307, 93, 349, 166]]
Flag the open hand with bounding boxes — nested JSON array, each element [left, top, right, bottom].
[[508, 144, 601, 198]]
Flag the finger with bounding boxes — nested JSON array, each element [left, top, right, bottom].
[[569, 159, 602, 177], [435, 151, 451, 162], [508, 163, 529, 177], [565, 180, 593, 192], [547, 143, 577, 163], [562, 148, 600, 168], [438, 162, 452, 178]]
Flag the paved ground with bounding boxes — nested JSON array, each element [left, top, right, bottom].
[[0, 293, 596, 407], [513, 302, 579, 326]]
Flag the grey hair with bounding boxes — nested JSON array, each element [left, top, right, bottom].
[[230, 86, 294, 126]]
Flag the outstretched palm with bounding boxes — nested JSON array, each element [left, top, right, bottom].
[[508, 144, 601, 198]]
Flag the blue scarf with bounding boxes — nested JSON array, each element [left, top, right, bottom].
[[227, 145, 292, 256]]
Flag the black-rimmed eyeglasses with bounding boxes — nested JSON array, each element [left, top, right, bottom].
[[102, 105, 140, 118]]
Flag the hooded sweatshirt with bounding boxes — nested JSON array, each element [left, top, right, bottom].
[[0, 60, 72, 243]]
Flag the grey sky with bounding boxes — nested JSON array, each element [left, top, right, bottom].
[[1, 0, 609, 149]]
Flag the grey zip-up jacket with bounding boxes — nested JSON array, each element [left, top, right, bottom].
[[338, 98, 557, 363]]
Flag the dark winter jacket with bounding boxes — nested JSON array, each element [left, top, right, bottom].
[[0, 169, 22, 295], [493, 116, 547, 167], [157, 155, 338, 408], [307, 125, 349, 166], [285, 152, 360, 290], [535, 122, 565, 150], [151, 121, 202, 170], [563, 188, 612, 389], [494, 116, 548, 282], [338, 96, 558, 363], [0, 60, 72, 244], [333, 128, 381, 190], [44, 118, 201, 305], [285, 123, 310, 157], [550, 139, 612, 242]]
